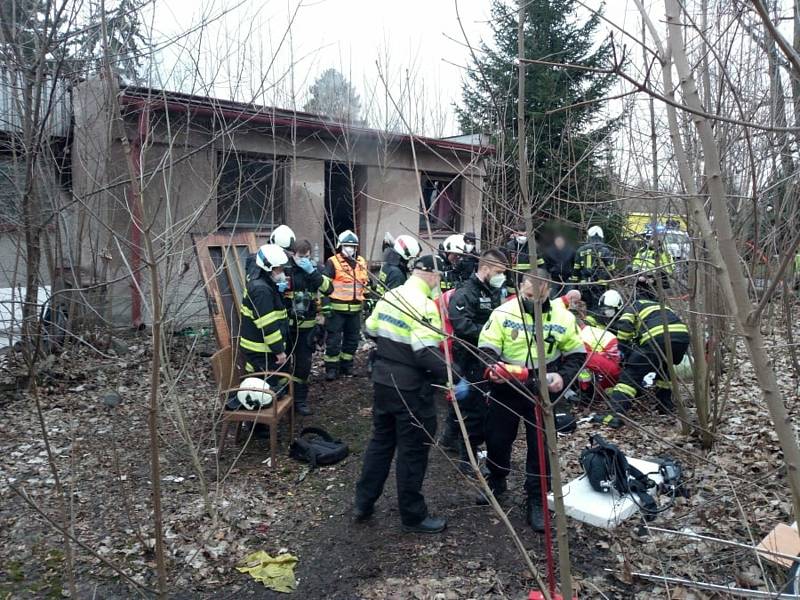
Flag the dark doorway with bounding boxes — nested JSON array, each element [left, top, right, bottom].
[[324, 162, 362, 259]]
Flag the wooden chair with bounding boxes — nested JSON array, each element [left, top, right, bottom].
[[211, 345, 295, 468]]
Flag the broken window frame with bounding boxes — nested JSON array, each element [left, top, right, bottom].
[[418, 172, 462, 233], [193, 231, 259, 349], [216, 151, 287, 228]]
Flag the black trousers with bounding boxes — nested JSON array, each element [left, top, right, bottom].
[[354, 382, 437, 526], [287, 325, 314, 404], [458, 386, 489, 457], [325, 310, 361, 366], [610, 336, 690, 412], [485, 385, 550, 498]]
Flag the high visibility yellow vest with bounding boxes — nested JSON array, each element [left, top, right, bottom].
[[478, 298, 585, 368], [365, 276, 444, 352]]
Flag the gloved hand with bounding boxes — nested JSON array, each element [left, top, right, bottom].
[[276, 280, 289, 293], [295, 256, 315, 274], [454, 377, 470, 401], [592, 413, 624, 429]]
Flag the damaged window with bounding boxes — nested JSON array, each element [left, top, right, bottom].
[[217, 152, 287, 228], [419, 173, 462, 232]]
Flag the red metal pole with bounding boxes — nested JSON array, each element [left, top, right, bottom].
[[129, 104, 148, 328], [534, 401, 556, 598]]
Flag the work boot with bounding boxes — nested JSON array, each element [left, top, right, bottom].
[[655, 388, 675, 415], [526, 497, 547, 533], [294, 399, 312, 416], [402, 515, 447, 534], [475, 477, 507, 505], [353, 504, 374, 523], [325, 365, 338, 381], [340, 361, 354, 377]]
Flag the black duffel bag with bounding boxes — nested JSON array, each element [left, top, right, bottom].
[[289, 427, 349, 468]]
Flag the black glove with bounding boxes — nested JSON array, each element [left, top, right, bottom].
[[592, 413, 624, 429]]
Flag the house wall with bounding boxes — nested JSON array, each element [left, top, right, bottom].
[[71, 81, 486, 328]]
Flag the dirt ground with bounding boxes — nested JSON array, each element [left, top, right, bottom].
[[0, 330, 798, 599]]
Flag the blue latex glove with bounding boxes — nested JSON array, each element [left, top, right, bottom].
[[454, 377, 470, 401], [276, 280, 289, 293], [296, 257, 315, 274]]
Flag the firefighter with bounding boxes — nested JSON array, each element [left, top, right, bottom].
[[573, 225, 615, 309], [440, 233, 470, 292], [238, 244, 291, 397], [322, 230, 369, 380], [378, 234, 423, 291], [505, 226, 544, 294], [353, 255, 454, 533], [599, 289, 689, 419], [631, 231, 675, 297], [447, 248, 508, 473], [477, 269, 586, 532], [459, 231, 480, 278]]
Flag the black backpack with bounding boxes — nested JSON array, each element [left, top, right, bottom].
[[289, 427, 349, 468], [580, 434, 658, 520]]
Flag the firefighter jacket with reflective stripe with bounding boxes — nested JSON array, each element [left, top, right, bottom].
[[448, 274, 502, 380], [323, 253, 368, 312], [631, 247, 675, 274], [365, 275, 453, 390], [574, 241, 615, 282], [239, 273, 289, 356], [612, 299, 689, 346], [377, 248, 408, 291], [505, 240, 545, 273], [283, 259, 332, 329], [478, 297, 586, 382]]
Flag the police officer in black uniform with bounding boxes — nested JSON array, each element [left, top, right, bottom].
[[447, 249, 508, 472]]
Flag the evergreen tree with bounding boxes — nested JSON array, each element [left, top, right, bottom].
[[304, 68, 363, 124], [458, 0, 616, 231]]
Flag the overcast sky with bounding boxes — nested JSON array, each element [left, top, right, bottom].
[[149, 0, 653, 135]]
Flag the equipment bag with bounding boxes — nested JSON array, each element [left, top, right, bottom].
[[580, 434, 658, 519], [289, 427, 349, 468]]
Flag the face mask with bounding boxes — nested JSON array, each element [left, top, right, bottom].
[[272, 271, 286, 285], [342, 246, 356, 258], [521, 298, 535, 314], [489, 273, 506, 289], [465, 243, 475, 253], [515, 235, 527, 245]]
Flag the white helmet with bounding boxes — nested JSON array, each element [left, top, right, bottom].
[[393, 235, 422, 260], [337, 229, 359, 247], [237, 377, 273, 410], [255, 244, 289, 272], [599, 289, 624, 317], [270, 224, 296, 250], [442, 233, 467, 255], [587, 225, 604, 240]]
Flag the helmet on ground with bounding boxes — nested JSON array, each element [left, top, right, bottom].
[[587, 225, 604, 240], [442, 233, 467, 255], [255, 244, 289, 272], [237, 378, 273, 410], [393, 235, 422, 260], [270, 224, 296, 250], [337, 229, 359, 247], [598, 289, 624, 317]]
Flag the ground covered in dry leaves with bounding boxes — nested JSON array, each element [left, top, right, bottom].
[[0, 327, 798, 599]]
